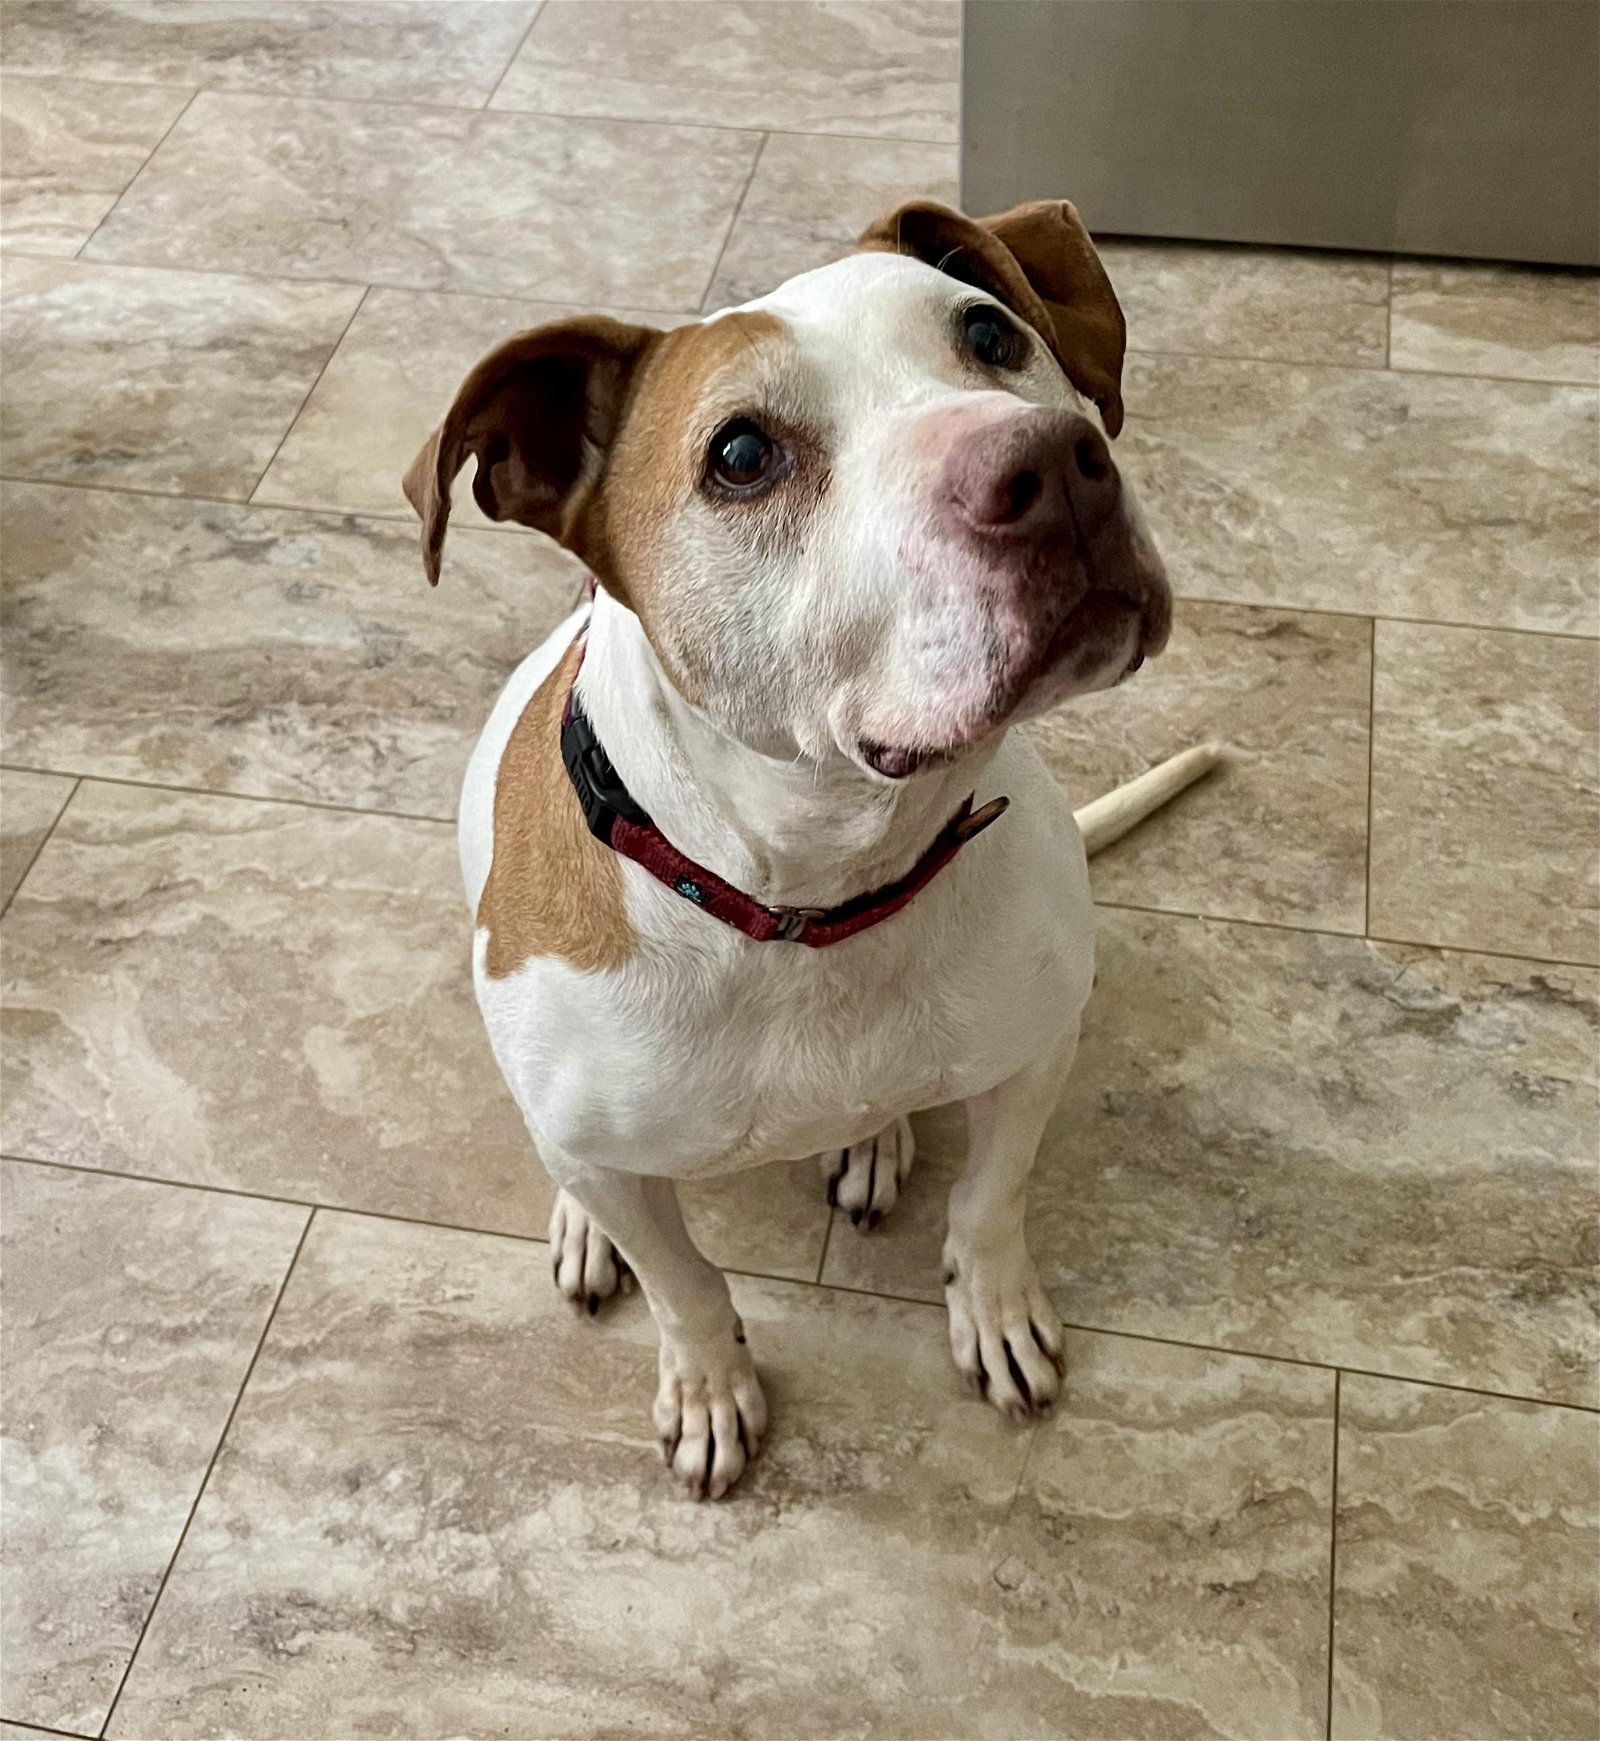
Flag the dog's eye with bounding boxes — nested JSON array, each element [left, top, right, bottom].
[[963, 305, 1024, 370], [707, 419, 777, 492]]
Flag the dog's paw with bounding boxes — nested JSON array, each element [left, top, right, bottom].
[[549, 1189, 633, 1314], [821, 1114, 915, 1230], [654, 1318, 768, 1501], [943, 1242, 1065, 1423]]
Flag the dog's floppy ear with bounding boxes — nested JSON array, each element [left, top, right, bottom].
[[402, 314, 661, 586], [858, 198, 1126, 437]]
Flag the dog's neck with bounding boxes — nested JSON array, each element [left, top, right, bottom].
[[576, 593, 998, 910]]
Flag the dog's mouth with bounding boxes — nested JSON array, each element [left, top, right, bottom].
[[858, 593, 1159, 781], [858, 739, 957, 780]]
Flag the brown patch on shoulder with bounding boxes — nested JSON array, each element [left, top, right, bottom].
[[478, 637, 636, 978], [579, 309, 792, 628]]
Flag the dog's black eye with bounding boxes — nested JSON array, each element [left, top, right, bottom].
[[963, 304, 1024, 370], [707, 419, 777, 492]]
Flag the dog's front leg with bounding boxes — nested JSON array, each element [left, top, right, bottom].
[[550, 1160, 767, 1499], [944, 1032, 1077, 1422]]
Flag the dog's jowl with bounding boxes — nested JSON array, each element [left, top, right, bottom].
[[406, 199, 1181, 1500]]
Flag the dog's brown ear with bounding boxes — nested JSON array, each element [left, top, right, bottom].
[[858, 198, 1125, 437], [402, 314, 661, 585]]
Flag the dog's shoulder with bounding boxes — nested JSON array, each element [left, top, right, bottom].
[[471, 629, 638, 981]]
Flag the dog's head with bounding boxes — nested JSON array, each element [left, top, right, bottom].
[[406, 199, 1171, 778]]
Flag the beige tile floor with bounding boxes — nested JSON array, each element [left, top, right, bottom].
[[0, 5, 1595, 1739]]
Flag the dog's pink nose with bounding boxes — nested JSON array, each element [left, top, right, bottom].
[[943, 408, 1118, 546]]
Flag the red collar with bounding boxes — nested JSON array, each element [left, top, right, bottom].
[[560, 654, 1008, 947]]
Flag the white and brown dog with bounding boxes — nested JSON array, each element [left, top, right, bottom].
[[406, 199, 1204, 1500]]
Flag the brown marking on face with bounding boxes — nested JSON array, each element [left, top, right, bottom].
[[579, 310, 793, 632], [858, 199, 1126, 437], [478, 637, 636, 979], [405, 310, 805, 702]]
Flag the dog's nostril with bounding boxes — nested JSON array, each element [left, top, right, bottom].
[[1000, 468, 1042, 522], [1073, 435, 1110, 482]]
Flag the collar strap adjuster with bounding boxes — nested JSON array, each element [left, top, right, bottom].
[[765, 904, 829, 942]]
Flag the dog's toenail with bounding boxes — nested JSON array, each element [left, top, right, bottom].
[[850, 1207, 863, 1226], [1005, 1344, 1032, 1408], [866, 1209, 882, 1231], [586, 1292, 599, 1316]]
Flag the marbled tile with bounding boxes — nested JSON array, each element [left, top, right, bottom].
[[0, 1160, 305, 1734], [0, 482, 585, 818], [0, 781, 830, 1280], [1332, 1377, 1599, 1740], [1370, 621, 1599, 965], [682, 1156, 830, 1284], [0, 180, 118, 260], [1123, 353, 1599, 635], [1026, 601, 1371, 933], [86, 92, 758, 308], [0, 782, 545, 1231], [827, 910, 1599, 1407], [1391, 261, 1600, 386], [492, 0, 959, 139], [975, 1339, 1336, 1740], [0, 76, 190, 256], [255, 288, 677, 526], [1101, 239, 1390, 368], [0, 257, 362, 497], [108, 1211, 1331, 1740], [0, 766, 74, 908], [703, 129, 955, 311], [0, 3, 539, 106]]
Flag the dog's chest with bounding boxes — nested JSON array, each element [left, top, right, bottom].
[[476, 840, 1091, 1177]]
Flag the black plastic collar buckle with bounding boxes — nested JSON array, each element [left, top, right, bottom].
[[561, 692, 651, 846]]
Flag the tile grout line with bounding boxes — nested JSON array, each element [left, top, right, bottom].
[[0, 1718, 98, 1740], [480, 0, 546, 111], [72, 86, 202, 262], [1324, 1369, 1343, 1740], [697, 131, 769, 313], [0, 776, 79, 921], [0, 764, 457, 829], [0, 69, 958, 145], [0, 1151, 548, 1248], [1172, 588, 1600, 644], [1362, 617, 1377, 937], [4, 474, 1595, 641], [95, 1207, 317, 1741], [7, 1147, 1597, 1418], [0, 69, 200, 94], [1096, 896, 1600, 973], [0, 471, 548, 538], [995, 1408, 1045, 1531], [1127, 345, 1600, 393], [246, 284, 372, 503], [487, 107, 956, 150], [0, 248, 702, 317]]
